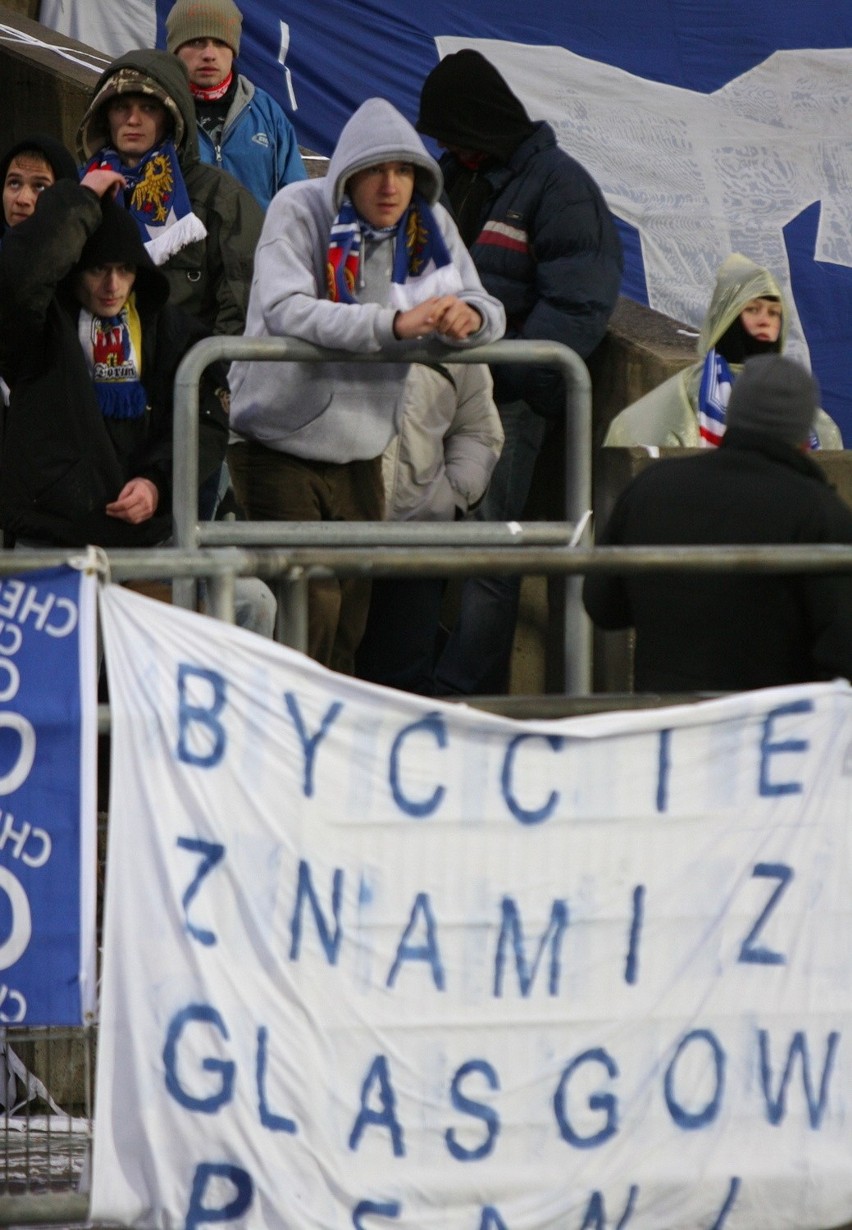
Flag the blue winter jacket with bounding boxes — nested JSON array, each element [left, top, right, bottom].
[[442, 121, 623, 417], [197, 74, 307, 211]]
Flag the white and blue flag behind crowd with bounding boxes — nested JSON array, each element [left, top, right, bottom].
[[37, 0, 852, 441], [0, 566, 97, 1026], [92, 583, 852, 1228]]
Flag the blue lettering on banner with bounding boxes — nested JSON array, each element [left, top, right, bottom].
[[664, 1030, 725, 1129], [283, 692, 342, 797], [163, 1004, 235, 1113], [349, 1055, 405, 1157], [579, 1185, 638, 1229], [553, 1048, 619, 1148], [177, 838, 225, 947], [758, 701, 812, 797], [758, 1029, 840, 1127], [176, 665, 227, 768], [387, 891, 444, 990], [352, 1200, 401, 1226], [290, 859, 343, 964], [389, 713, 447, 817], [184, 1162, 253, 1228], [500, 733, 563, 824], [656, 728, 672, 812], [624, 885, 645, 986], [256, 1026, 298, 1134], [710, 1178, 742, 1229], [738, 864, 793, 966], [494, 898, 569, 997], [445, 1059, 500, 1161], [478, 1209, 510, 1230]]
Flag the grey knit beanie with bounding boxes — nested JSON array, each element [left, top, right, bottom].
[[726, 354, 819, 445], [166, 0, 242, 56]]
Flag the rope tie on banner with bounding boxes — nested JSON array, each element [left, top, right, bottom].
[[0, 23, 110, 73], [68, 545, 112, 585]]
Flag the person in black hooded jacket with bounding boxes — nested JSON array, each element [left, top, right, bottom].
[[416, 49, 623, 694], [0, 167, 228, 548], [583, 356, 852, 692], [1, 133, 78, 241]]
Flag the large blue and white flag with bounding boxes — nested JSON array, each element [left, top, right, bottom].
[[0, 565, 98, 1026], [93, 582, 852, 1229], [36, 0, 852, 441]]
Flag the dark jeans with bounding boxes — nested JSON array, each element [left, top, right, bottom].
[[356, 576, 446, 695], [228, 441, 383, 675], [433, 399, 548, 695]]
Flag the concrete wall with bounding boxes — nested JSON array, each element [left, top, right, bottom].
[[0, 5, 100, 153]]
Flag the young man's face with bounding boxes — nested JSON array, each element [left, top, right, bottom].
[[740, 297, 782, 344], [175, 38, 234, 89], [3, 154, 55, 228], [106, 93, 170, 166], [348, 162, 416, 229], [75, 263, 137, 317]]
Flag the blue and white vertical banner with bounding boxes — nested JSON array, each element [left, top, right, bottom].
[[92, 582, 852, 1229], [0, 565, 97, 1026]]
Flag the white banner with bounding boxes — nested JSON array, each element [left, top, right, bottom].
[[93, 582, 852, 1230]]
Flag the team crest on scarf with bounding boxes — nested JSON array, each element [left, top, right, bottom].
[[326, 191, 463, 309], [92, 317, 136, 381], [79, 297, 148, 421], [130, 153, 174, 225], [83, 141, 207, 266]]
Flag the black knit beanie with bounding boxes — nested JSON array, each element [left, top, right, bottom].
[[416, 49, 535, 162], [76, 197, 169, 308], [726, 355, 819, 445]]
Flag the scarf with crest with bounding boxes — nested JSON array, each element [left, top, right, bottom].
[[83, 141, 207, 267], [79, 294, 148, 420], [326, 191, 462, 309]]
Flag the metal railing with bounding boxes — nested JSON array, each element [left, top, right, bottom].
[[171, 336, 594, 693]]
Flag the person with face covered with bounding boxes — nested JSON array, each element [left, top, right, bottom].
[[228, 96, 505, 674], [604, 252, 842, 449], [415, 48, 623, 695], [76, 47, 263, 336]]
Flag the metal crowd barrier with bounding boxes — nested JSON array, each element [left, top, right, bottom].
[[170, 336, 595, 693]]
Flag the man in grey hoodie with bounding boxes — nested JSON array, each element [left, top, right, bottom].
[[228, 96, 505, 675]]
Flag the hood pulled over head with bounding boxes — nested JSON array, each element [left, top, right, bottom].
[[324, 98, 442, 214], [416, 49, 534, 163], [698, 252, 788, 360], [70, 195, 170, 311], [76, 50, 197, 165]]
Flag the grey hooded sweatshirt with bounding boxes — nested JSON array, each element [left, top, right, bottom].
[[229, 97, 505, 463], [604, 253, 842, 449]]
